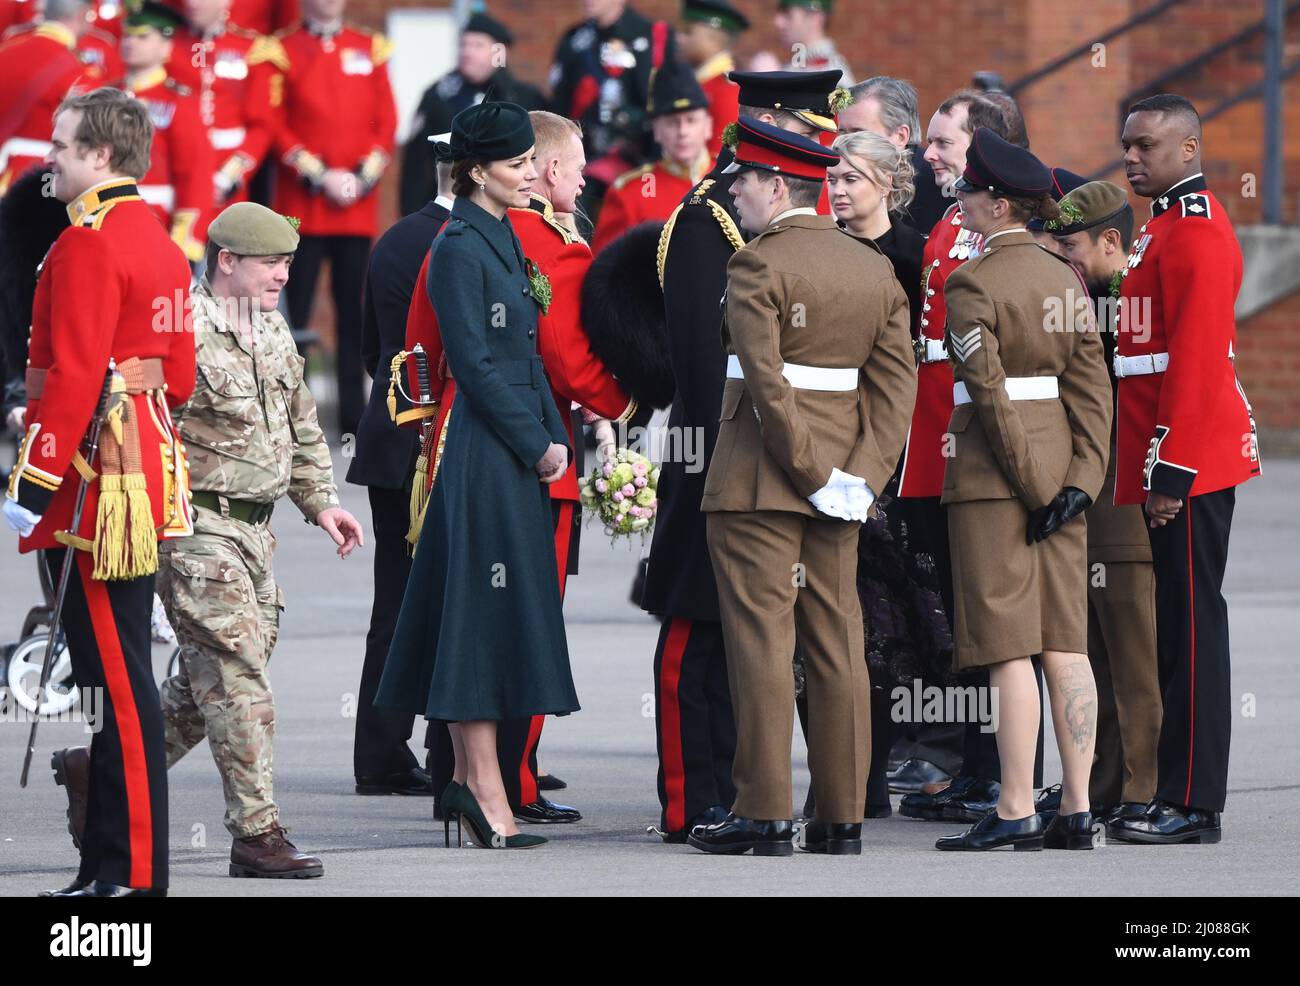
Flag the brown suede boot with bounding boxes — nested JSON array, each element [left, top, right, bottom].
[[229, 825, 324, 879], [51, 747, 90, 850]]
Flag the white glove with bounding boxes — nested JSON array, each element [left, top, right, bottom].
[[808, 468, 873, 522], [3, 497, 42, 537]]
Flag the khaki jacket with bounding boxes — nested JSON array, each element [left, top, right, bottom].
[[175, 279, 339, 518], [701, 213, 917, 515], [939, 229, 1111, 509]]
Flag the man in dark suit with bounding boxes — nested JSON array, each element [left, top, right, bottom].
[[837, 76, 947, 237], [345, 136, 455, 794], [398, 13, 543, 216]]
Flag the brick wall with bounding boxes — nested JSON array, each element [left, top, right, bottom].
[[319, 0, 1300, 431]]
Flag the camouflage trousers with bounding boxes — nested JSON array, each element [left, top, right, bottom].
[[157, 506, 282, 838]]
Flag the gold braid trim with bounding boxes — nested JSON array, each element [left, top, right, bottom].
[[657, 204, 682, 289], [707, 200, 745, 253]]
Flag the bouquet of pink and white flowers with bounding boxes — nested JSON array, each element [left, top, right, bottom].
[[578, 447, 660, 540]]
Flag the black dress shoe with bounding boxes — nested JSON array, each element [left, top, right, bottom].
[[940, 777, 1002, 823], [513, 796, 582, 824], [900, 775, 976, 820], [38, 878, 89, 897], [1043, 810, 1098, 849], [799, 819, 862, 855], [887, 758, 953, 795], [537, 773, 567, 791], [935, 811, 1044, 851], [687, 812, 793, 856], [1034, 783, 1062, 818], [1101, 801, 1148, 825], [652, 805, 729, 844], [865, 802, 892, 819], [355, 767, 434, 796], [1107, 800, 1222, 845], [52, 880, 167, 897]]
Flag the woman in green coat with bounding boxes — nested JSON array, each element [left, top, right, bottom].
[[376, 103, 577, 849]]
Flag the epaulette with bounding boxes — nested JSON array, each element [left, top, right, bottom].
[[1179, 191, 1212, 219], [84, 26, 117, 46], [369, 31, 394, 66], [248, 35, 290, 71], [612, 162, 655, 191], [163, 77, 192, 97], [226, 24, 258, 39]]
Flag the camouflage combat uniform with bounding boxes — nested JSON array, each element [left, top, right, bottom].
[[158, 277, 338, 838]]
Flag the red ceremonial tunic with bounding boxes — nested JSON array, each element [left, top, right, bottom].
[[696, 52, 738, 160], [227, 0, 299, 35], [115, 68, 214, 238], [271, 21, 396, 237], [897, 202, 983, 498], [0, 23, 101, 192], [404, 198, 635, 504], [1114, 174, 1260, 504], [8, 178, 195, 550], [591, 154, 711, 254], [167, 24, 281, 237]]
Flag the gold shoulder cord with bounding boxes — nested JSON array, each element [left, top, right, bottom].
[[657, 204, 682, 289]]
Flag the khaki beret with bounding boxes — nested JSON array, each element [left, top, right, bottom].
[[208, 202, 301, 256], [1049, 180, 1133, 237]]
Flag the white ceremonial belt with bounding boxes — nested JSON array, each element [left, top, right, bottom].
[[726, 354, 858, 392], [138, 184, 176, 212], [953, 376, 1060, 405], [0, 137, 53, 171], [1113, 352, 1169, 378], [210, 126, 247, 150], [919, 338, 949, 363]]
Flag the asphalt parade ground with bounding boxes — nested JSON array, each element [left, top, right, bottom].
[[1, 451, 1297, 897]]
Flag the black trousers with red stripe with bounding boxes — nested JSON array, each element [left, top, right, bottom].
[[653, 617, 737, 833], [45, 549, 168, 890], [427, 500, 575, 807], [1148, 487, 1235, 812]]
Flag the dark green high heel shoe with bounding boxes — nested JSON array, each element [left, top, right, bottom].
[[441, 781, 464, 848], [457, 786, 546, 849]]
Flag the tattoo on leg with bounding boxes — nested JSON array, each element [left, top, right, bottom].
[[1056, 659, 1097, 756]]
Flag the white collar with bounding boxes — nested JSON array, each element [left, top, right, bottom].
[[983, 226, 1028, 245], [435, 195, 455, 212], [770, 206, 818, 226]]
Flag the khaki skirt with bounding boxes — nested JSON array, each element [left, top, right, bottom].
[[947, 498, 1087, 669]]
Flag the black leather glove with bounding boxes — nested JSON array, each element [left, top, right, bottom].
[[1026, 487, 1092, 544]]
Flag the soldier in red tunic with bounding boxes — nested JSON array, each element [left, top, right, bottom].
[[675, 0, 746, 159], [1107, 94, 1260, 847], [4, 87, 194, 897], [113, 1, 214, 261], [165, 0, 282, 238], [591, 57, 713, 254], [272, 0, 396, 439], [404, 110, 640, 826], [0, 0, 106, 193]]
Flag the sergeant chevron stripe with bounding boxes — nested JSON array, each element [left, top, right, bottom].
[[951, 326, 983, 362]]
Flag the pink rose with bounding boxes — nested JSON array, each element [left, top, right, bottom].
[[622, 483, 635, 497], [612, 491, 624, 502], [594, 479, 608, 493], [602, 462, 613, 479], [632, 461, 647, 475], [634, 476, 647, 488]]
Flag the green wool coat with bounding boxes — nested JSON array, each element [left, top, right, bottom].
[[376, 196, 578, 722]]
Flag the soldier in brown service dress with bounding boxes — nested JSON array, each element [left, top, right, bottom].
[[934, 130, 1112, 853]]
